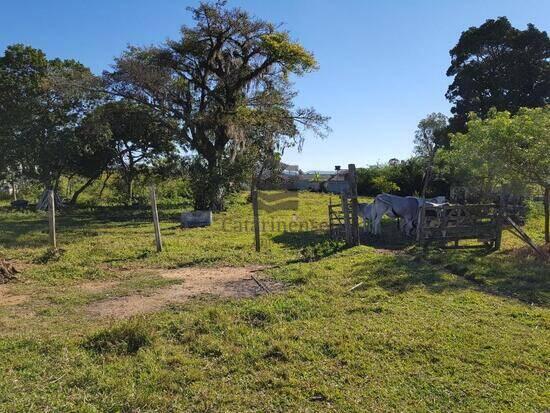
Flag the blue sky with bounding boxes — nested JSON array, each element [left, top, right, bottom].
[[1, 0, 548, 171]]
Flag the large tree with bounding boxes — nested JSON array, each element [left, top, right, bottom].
[[0, 45, 48, 192], [446, 17, 550, 132], [106, 1, 328, 210], [0, 44, 99, 197], [442, 107, 550, 242]]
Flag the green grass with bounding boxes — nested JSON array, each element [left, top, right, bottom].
[[0, 192, 548, 412], [0, 192, 340, 282]]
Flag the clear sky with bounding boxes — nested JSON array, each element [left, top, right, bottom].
[[1, 0, 549, 171]]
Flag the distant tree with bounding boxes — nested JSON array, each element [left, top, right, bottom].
[[442, 107, 550, 242], [0, 44, 99, 198], [84, 101, 176, 205], [388, 158, 426, 196], [106, 1, 328, 210], [414, 112, 448, 197], [446, 17, 550, 131], [357, 160, 424, 197]]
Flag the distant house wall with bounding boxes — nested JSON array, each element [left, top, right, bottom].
[[323, 170, 350, 194], [324, 180, 349, 194]]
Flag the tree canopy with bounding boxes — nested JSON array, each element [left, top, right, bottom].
[[446, 17, 550, 131], [81, 101, 176, 204], [106, 1, 328, 209], [441, 106, 550, 241], [414, 113, 449, 160], [0, 44, 99, 190]]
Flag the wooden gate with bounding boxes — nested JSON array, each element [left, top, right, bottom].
[[327, 164, 360, 246], [416, 204, 503, 249], [328, 199, 345, 241]]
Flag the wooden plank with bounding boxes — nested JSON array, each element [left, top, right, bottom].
[[418, 202, 499, 249], [348, 164, 360, 246], [341, 193, 351, 245], [150, 186, 163, 252], [252, 187, 261, 252], [48, 190, 57, 250]]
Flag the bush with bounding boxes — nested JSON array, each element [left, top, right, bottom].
[[371, 176, 400, 194], [357, 157, 449, 197]]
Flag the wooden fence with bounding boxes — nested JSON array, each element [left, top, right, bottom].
[[416, 203, 503, 249], [327, 164, 360, 247], [328, 199, 345, 241]]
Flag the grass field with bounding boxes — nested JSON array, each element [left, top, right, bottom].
[[0, 192, 548, 412]]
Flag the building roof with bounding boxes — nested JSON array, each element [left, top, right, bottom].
[[326, 169, 349, 182]]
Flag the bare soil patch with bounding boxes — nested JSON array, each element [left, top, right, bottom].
[[79, 280, 120, 293], [88, 266, 282, 318], [0, 286, 27, 307]]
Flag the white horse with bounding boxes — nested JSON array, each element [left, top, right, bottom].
[[371, 194, 448, 236], [357, 202, 373, 232]]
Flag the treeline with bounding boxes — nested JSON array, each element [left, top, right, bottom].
[[0, 4, 548, 227], [0, 2, 328, 209]]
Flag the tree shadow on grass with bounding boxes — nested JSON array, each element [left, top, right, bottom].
[[351, 253, 468, 295], [421, 248, 549, 306], [351, 247, 549, 307], [0, 218, 51, 249], [360, 219, 415, 250], [271, 230, 330, 251]]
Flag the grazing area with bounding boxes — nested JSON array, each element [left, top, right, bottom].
[[1, 1, 549, 411], [0, 192, 548, 412]]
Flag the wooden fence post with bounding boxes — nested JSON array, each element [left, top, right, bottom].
[[328, 198, 334, 239], [416, 204, 425, 243], [341, 192, 351, 245], [348, 164, 360, 246], [494, 194, 505, 250], [252, 186, 261, 252], [150, 186, 163, 252], [48, 190, 57, 250]]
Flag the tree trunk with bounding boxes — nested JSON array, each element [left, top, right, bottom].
[[69, 176, 97, 205], [53, 174, 62, 193], [128, 178, 133, 205], [98, 172, 111, 200], [544, 187, 549, 244], [196, 157, 225, 211], [11, 181, 17, 201], [421, 167, 431, 199]]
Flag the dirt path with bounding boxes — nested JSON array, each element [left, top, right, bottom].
[[87, 266, 282, 319]]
